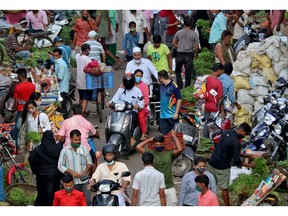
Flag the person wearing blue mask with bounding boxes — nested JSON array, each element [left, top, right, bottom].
[[136, 130, 183, 206], [178, 156, 217, 206]]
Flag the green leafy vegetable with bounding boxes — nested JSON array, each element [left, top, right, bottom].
[[196, 19, 210, 40], [27, 131, 42, 144], [6, 187, 37, 206]]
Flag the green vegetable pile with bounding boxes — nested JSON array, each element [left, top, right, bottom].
[[25, 47, 53, 67], [230, 157, 270, 195], [181, 86, 197, 103], [254, 10, 269, 24], [59, 25, 73, 45], [27, 131, 42, 144], [196, 19, 210, 40], [194, 47, 215, 76], [6, 187, 37, 206], [196, 137, 214, 154]]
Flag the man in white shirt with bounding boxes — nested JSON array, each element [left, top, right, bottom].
[[125, 47, 158, 85], [131, 152, 166, 206], [75, 43, 92, 117]]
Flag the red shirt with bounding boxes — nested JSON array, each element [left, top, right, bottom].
[[13, 81, 35, 112], [74, 18, 97, 47], [204, 76, 223, 112], [159, 10, 178, 35], [198, 189, 219, 206], [53, 189, 87, 206]]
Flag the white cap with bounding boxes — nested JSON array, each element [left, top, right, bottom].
[[88, 30, 98, 39], [133, 47, 141, 54]]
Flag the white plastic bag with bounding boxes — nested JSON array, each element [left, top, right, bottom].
[[229, 166, 252, 185], [143, 41, 152, 53]]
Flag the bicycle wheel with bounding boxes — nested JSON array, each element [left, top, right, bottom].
[[5, 183, 37, 206], [9, 166, 36, 186]]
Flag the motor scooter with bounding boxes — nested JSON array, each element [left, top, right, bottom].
[[105, 100, 143, 158], [81, 171, 131, 206], [171, 105, 202, 177]]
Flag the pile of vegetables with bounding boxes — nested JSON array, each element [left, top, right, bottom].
[[196, 137, 214, 154], [27, 131, 42, 144], [6, 187, 37, 206], [196, 19, 210, 40], [181, 86, 197, 104], [230, 157, 270, 195], [194, 47, 215, 76], [25, 47, 53, 67], [59, 25, 73, 45]]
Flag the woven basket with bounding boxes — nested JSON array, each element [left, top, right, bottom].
[[5, 183, 37, 206]]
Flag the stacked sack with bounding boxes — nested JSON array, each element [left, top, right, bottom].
[[231, 35, 288, 126]]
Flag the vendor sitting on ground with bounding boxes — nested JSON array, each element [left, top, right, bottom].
[[5, 23, 32, 61]]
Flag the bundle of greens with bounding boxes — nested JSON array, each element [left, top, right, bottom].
[[196, 19, 210, 40], [27, 131, 42, 144], [25, 47, 53, 67], [59, 25, 73, 45], [6, 187, 37, 206], [181, 86, 197, 103], [194, 48, 215, 76]]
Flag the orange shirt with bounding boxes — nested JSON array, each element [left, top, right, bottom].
[[74, 18, 97, 47], [198, 189, 219, 206]]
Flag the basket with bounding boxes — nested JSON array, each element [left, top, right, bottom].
[[147, 132, 185, 151], [86, 71, 114, 89], [5, 183, 37, 206]]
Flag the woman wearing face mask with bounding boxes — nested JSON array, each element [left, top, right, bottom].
[[178, 156, 217, 206], [29, 91, 48, 112], [22, 100, 52, 152], [134, 69, 149, 140], [28, 130, 63, 206]]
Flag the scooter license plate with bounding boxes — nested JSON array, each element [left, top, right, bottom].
[[183, 135, 193, 142]]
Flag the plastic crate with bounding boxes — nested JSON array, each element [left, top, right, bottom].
[[86, 72, 114, 89], [147, 132, 185, 151]]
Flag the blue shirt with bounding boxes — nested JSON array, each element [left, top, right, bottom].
[[219, 73, 236, 103], [160, 79, 182, 119], [123, 32, 140, 56], [55, 58, 71, 93], [50, 44, 72, 67], [209, 12, 227, 44]]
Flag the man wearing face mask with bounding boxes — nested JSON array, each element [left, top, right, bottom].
[[178, 156, 216, 206], [53, 173, 87, 206], [89, 143, 131, 206], [58, 129, 93, 206], [5, 23, 32, 61], [125, 47, 158, 86], [207, 122, 255, 206], [136, 130, 183, 206]]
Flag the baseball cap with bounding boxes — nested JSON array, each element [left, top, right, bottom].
[[13, 23, 26, 31], [133, 47, 141, 53], [88, 30, 98, 39], [53, 36, 63, 44]]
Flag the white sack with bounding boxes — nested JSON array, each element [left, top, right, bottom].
[[237, 89, 255, 105]]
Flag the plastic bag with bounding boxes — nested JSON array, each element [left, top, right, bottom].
[[143, 41, 152, 53], [70, 49, 77, 59], [229, 166, 252, 185]]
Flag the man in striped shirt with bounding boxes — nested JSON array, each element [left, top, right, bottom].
[[5, 23, 31, 61], [84, 30, 106, 63], [58, 129, 93, 206]]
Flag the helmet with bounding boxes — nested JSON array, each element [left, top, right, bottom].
[[123, 73, 135, 90], [102, 143, 117, 156]]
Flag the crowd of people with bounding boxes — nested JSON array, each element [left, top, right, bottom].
[[1, 9, 285, 206]]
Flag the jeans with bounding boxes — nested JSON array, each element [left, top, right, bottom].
[[175, 52, 195, 89], [74, 182, 91, 206], [15, 51, 30, 59], [159, 118, 179, 135], [11, 111, 23, 151]]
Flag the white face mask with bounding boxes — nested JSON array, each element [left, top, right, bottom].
[[36, 101, 41, 107], [134, 59, 141, 64]]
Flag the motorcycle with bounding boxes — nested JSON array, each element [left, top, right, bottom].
[[27, 13, 68, 49], [171, 105, 202, 177], [81, 171, 131, 206], [234, 22, 267, 54], [105, 100, 143, 158]]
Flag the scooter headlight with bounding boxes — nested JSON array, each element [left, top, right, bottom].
[[264, 113, 276, 126], [115, 102, 125, 111], [274, 123, 282, 135], [106, 114, 111, 128], [270, 98, 277, 105], [99, 184, 111, 193], [253, 127, 269, 141]]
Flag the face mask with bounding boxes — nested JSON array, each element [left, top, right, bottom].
[[36, 101, 41, 107], [195, 167, 206, 174], [196, 185, 202, 192], [82, 16, 88, 21], [29, 108, 35, 114], [135, 77, 142, 83], [130, 28, 135, 32], [134, 59, 141, 64], [64, 186, 73, 193], [71, 143, 81, 148], [212, 12, 217, 17], [106, 160, 115, 166], [155, 146, 164, 152]]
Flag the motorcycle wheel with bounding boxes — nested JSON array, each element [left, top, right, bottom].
[[9, 166, 36, 186], [66, 97, 73, 117], [172, 155, 192, 177], [0, 46, 4, 65], [4, 110, 14, 123]]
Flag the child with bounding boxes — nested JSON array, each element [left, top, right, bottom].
[[123, 21, 139, 61], [195, 174, 219, 206]]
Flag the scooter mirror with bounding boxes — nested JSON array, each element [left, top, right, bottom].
[[138, 96, 144, 101], [121, 171, 131, 177], [80, 175, 90, 182]]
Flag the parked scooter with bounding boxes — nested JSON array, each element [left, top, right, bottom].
[[105, 100, 143, 157], [81, 171, 131, 206], [171, 105, 202, 177]]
